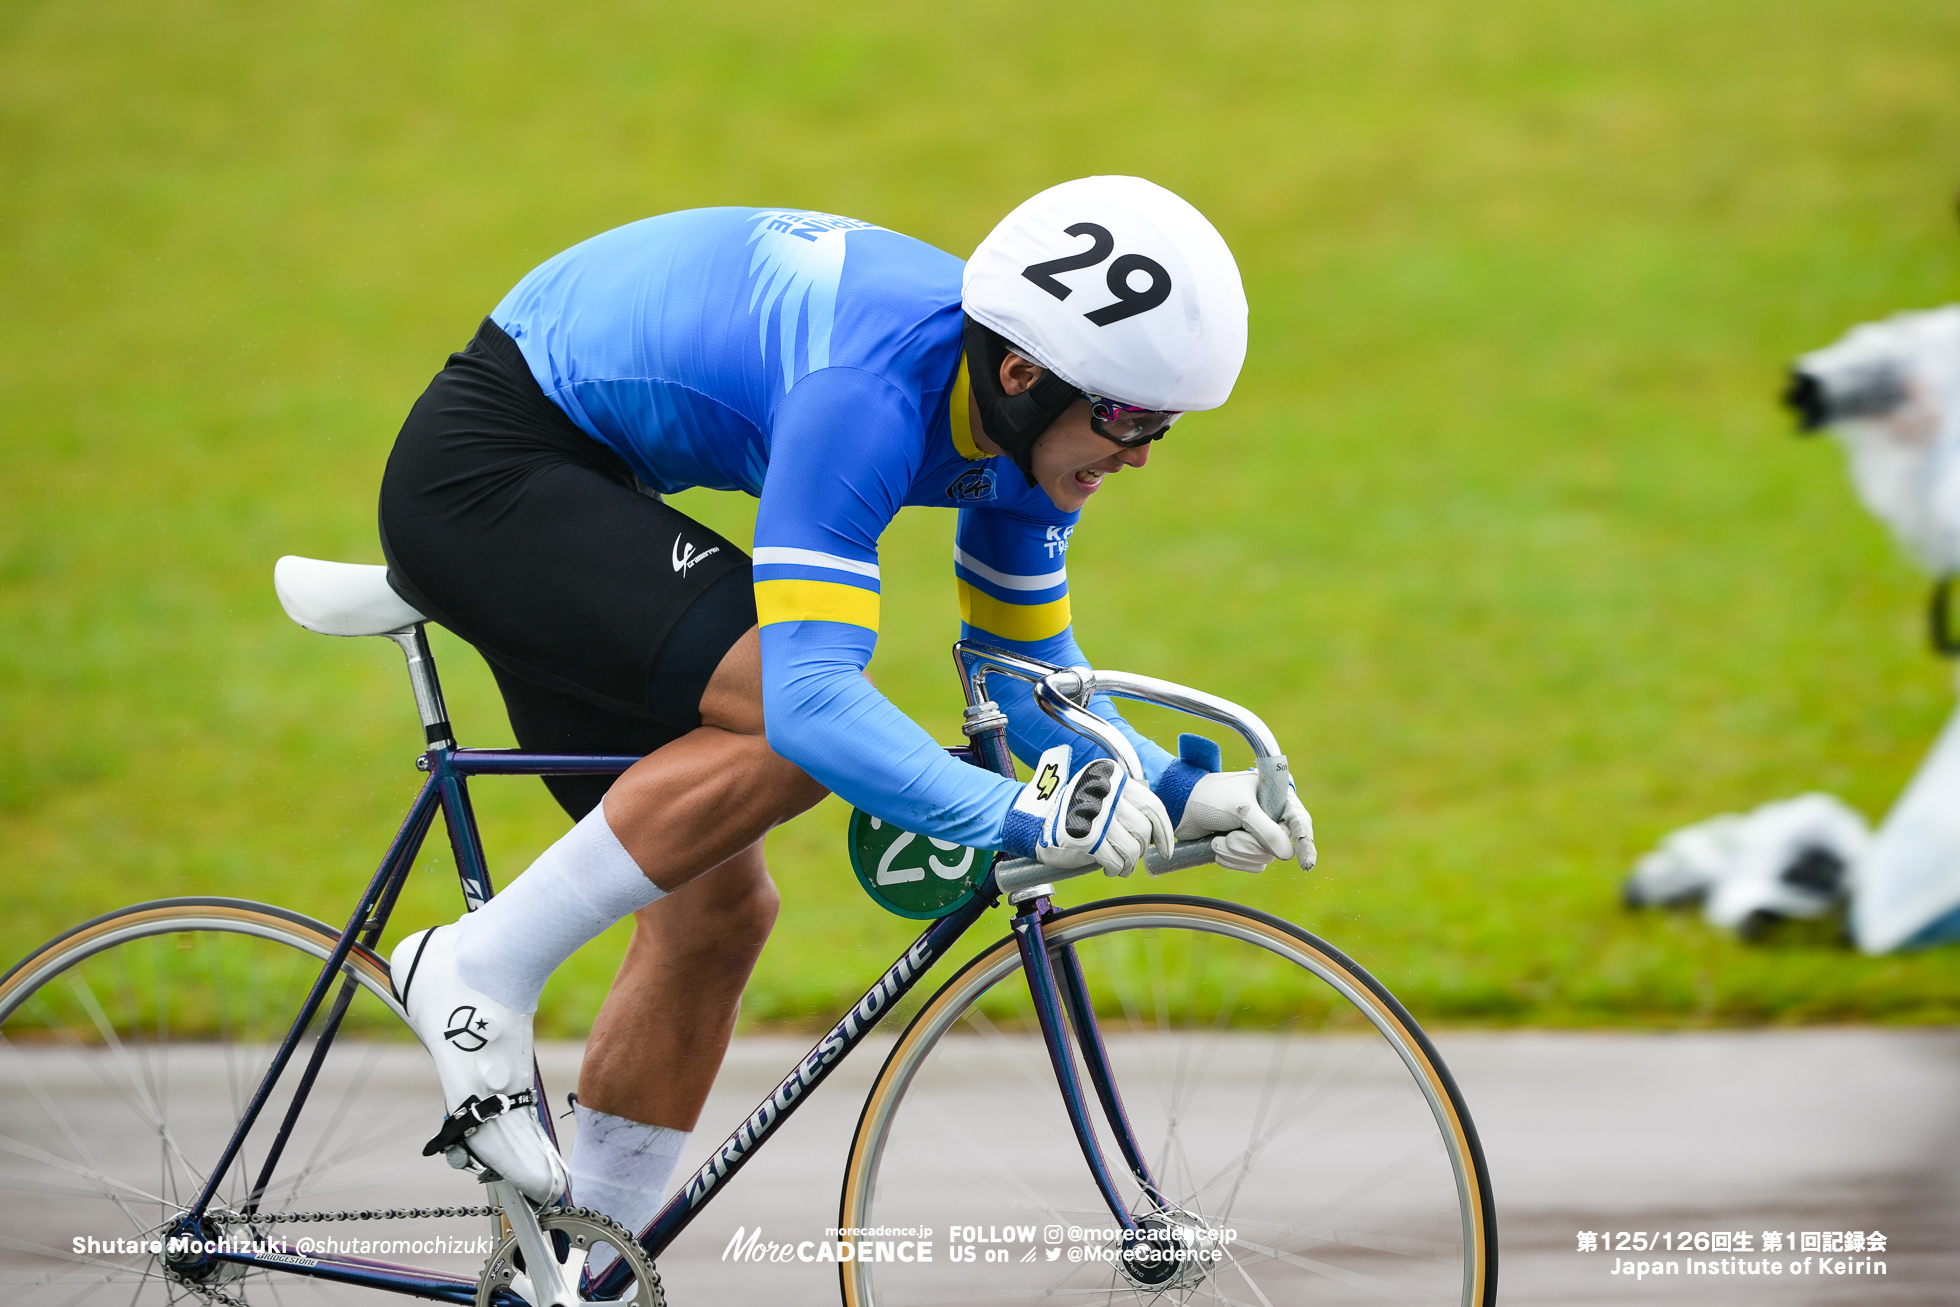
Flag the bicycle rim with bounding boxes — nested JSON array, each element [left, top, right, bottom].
[[0, 897, 454, 1305], [840, 896, 1496, 1306]]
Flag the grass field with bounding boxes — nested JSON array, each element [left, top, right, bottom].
[[5, 0, 1960, 1033]]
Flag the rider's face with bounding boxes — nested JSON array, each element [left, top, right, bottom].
[[976, 352, 1153, 514], [1028, 401, 1152, 513]]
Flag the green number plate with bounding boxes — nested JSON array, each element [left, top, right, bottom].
[[847, 809, 995, 919]]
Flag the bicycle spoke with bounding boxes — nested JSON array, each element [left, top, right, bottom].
[[0, 1128, 179, 1211], [961, 1007, 1090, 1122], [64, 977, 208, 1202], [0, 1034, 169, 1228], [1211, 1244, 1279, 1307], [908, 1093, 1081, 1228], [1187, 1051, 1424, 1206], [1186, 1090, 1440, 1227], [1221, 1209, 1459, 1263], [1183, 1274, 1264, 1307], [0, 1233, 156, 1283], [284, 1032, 385, 1188], [1227, 1236, 1453, 1306], [1211, 1030, 1295, 1230], [264, 1047, 431, 1205]]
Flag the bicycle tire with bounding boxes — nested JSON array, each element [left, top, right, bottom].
[[839, 895, 1497, 1307], [0, 897, 472, 1306]]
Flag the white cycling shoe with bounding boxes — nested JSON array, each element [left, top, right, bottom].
[[391, 922, 569, 1205]]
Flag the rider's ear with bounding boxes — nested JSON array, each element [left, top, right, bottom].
[[998, 352, 1046, 398]]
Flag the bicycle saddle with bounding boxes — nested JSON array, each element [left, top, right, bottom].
[[274, 556, 427, 636]]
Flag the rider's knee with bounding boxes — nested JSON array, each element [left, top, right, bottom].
[[737, 732, 829, 821], [663, 853, 779, 947], [717, 865, 781, 941]]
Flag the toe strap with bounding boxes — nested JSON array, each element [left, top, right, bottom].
[[421, 1089, 539, 1157]]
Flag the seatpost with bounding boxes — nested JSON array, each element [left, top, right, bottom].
[[386, 624, 454, 750]]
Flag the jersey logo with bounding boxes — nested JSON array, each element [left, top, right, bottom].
[[673, 535, 722, 576], [1043, 524, 1075, 558], [947, 466, 998, 503], [1021, 222, 1173, 326], [746, 210, 883, 390]]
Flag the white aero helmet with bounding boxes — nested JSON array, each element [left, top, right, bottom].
[[962, 176, 1248, 413]]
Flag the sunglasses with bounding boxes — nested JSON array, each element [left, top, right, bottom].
[[1081, 392, 1182, 446]]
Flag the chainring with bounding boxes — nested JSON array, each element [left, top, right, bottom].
[[474, 1207, 664, 1307]]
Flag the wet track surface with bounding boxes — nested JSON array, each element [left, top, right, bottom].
[[641, 1030, 1960, 1305], [5, 1030, 1955, 1305]]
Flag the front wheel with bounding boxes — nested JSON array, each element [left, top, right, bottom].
[[840, 896, 1496, 1306]]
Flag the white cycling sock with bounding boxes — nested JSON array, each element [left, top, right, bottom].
[[453, 801, 664, 1014], [569, 1104, 690, 1272]]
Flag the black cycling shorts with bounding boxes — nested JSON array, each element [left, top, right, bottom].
[[379, 318, 755, 819]]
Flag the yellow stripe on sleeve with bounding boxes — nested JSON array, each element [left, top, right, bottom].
[[948, 356, 982, 461], [755, 579, 881, 632], [957, 579, 1071, 642]]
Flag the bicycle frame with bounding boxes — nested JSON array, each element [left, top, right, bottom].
[[174, 636, 1231, 1304]]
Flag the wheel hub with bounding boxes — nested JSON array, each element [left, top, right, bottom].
[[159, 1217, 248, 1287], [1117, 1206, 1218, 1292]]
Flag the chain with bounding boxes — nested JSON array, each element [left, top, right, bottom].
[[164, 1206, 502, 1307], [171, 1206, 663, 1307], [208, 1205, 499, 1224], [166, 1272, 251, 1307]]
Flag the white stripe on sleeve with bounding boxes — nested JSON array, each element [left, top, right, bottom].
[[952, 547, 1067, 592], [751, 547, 881, 580]]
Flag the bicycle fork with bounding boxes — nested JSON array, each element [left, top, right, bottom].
[[962, 642, 1168, 1233], [1010, 899, 1167, 1232]]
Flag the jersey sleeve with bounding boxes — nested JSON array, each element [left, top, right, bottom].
[[955, 503, 1176, 785], [755, 366, 1026, 848]]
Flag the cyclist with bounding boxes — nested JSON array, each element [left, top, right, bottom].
[[380, 177, 1316, 1239]]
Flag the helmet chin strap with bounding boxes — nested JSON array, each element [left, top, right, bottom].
[[963, 316, 1078, 487]]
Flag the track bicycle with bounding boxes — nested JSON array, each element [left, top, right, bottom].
[[0, 556, 1498, 1306]]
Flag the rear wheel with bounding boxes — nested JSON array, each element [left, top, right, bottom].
[[0, 897, 468, 1305], [840, 896, 1497, 1306]]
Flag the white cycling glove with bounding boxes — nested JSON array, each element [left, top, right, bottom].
[[1177, 771, 1316, 871], [1004, 746, 1176, 879], [1156, 735, 1316, 873]]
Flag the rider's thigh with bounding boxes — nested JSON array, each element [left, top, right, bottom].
[[697, 626, 763, 736], [379, 318, 768, 817], [488, 664, 688, 821]]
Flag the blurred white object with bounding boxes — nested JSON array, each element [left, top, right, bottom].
[[1628, 795, 1871, 939], [1852, 693, 1960, 953], [1776, 308, 1960, 952], [1788, 305, 1960, 574], [1625, 814, 1748, 909], [1703, 795, 1871, 936]]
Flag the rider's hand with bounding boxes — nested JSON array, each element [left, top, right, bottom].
[[1156, 734, 1316, 873], [1178, 772, 1316, 872], [1004, 745, 1175, 879], [1041, 758, 1177, 878], [1191, 783, 1317, 873]]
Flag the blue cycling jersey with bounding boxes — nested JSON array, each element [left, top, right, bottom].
[[492, 207, 1173, 851]]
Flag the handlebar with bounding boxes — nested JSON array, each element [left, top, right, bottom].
[[992, 836, 1221, 898], [954, 641, 1300, 899]]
